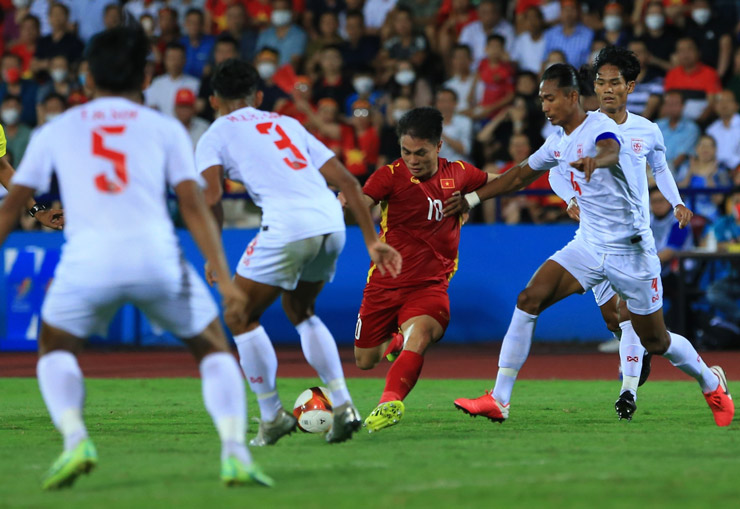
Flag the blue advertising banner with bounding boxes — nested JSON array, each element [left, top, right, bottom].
[[0, 225, 610, 351]]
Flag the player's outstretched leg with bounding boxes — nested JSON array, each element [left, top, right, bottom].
[[454, 307, 535, 422], [616, 320, 643, 421], [234, 325, 296, 446], [365, 316, 441, 432], [633, 310, 734, 427], [188, 320, 273, 487], [37, 326, 97, 490], [296, 314, 360, 444]]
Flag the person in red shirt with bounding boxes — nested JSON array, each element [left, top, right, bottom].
[[469, 34, 514, 121], [341, 99, 380, 181], [346, 107, 493, 432]]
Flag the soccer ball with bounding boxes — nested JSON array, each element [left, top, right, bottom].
[[293, 387, 333, 433]]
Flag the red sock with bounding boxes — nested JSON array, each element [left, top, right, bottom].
[[379, 350, 424, 403]]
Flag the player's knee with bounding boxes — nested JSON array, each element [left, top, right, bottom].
[[603, 313, 620, 333], [639, 331, 670, 355], [355, 357, 377, 370], [516, 288, 543, 314]]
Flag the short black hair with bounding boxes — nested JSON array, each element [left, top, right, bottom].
[[593, 45, 641, 83], [185, 7, 204, 20], [541, 63, 587, 95], [452, 43, 472, 57], [345, 9, 364, 21], [50, 2, 70, 17], [43, 92, 67, 107], [1, 94, 21, 105], [86, 27, 149, 93], [215, 33, 239, 50], [165, 41, 186, 54], [212, 58, 259, 100], [437, 87, 458, 101], [396, 107, 444, 144], [486, 34, 506, 46]]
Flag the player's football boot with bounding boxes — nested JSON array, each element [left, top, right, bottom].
[[383, 332, 404, 362], [704, 365, 734, 427], [41, 438, 98, 490], [453, 391, 509, 423], [638, 350, 652, 387], [221, 457, 274, 487], [364, 400, 405, 432], [615, 391, 637, 421], [326, 402, 362, 443], [249, 408, 297, 446]]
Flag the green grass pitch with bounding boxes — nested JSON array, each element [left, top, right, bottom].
[[1, 377, 739, 509]]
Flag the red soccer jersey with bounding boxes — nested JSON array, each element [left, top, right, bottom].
[[363, 157, 488, 288]]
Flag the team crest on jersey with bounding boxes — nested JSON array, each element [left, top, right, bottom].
[[554, 150, 561, 158], [576, 144, 583, 159], [441, 178, 455, 189], [410, 177, 420, 184], [631, 138, 643, 154]]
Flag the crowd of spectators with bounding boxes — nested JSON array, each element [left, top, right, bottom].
[[0, 0, 739, 231]]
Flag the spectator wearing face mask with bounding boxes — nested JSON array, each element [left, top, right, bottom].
[[254, 47, 289, 112], [378, 95, 412, 166], [594, 2, 631, 49], [637, 1, 679, 75], [0, 53, 38, 126], [255, 0, 307, 68], [36, 55, 75, 104], [0, 95, 31, 163], [344, 67, 382, 115], [385, 59, 433, 108], [684, 0, 733, 79], [35, 3, 84, 70]]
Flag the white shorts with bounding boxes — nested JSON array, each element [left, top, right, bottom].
[[549, 236, 663, 315], [236, 231, 345, 291], [42, 261, 218, 339], [592, 280, 617, 307]]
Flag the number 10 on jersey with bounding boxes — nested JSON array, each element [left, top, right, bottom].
[[427, 197, 443, 221]]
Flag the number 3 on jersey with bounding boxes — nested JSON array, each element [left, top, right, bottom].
[[93, 125, 128, 193], [256, 122, 308, 170]]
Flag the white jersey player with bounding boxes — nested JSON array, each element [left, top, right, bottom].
[[196, 59, 401, 446], [0, 28, 272, 490], [449, 61, 733, 428]]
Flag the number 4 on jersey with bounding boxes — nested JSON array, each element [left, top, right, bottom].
[[93, 125, 128, 193]]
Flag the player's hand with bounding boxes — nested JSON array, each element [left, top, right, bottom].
[[674, 204, 693, 229], [443, 191, 470, 217], [219, 281, 248, 332], [569, 157, 597, 182], [337, 192, 347, 208], [204, 261, 217, 286], [566, 197, 580, 222], [368, 241, 402, 278], [34, 208, 64, 230]]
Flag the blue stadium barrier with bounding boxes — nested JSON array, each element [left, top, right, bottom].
[[0, 224, 614, 352]]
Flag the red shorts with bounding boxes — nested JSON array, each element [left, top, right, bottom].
[[354, 282, 450, 349]]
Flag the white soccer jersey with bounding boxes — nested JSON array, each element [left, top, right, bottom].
[[529, 111, 655, 253], [195, 106, 345, 246], [12, 97, 199, 286]]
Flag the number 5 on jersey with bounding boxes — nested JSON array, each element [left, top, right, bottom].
[[93, 125, 128, 193]]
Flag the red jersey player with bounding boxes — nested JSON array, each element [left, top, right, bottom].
[[349, 107, 494, 432]]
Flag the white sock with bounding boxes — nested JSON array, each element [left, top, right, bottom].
[[200, 352, 251, 464], [493, 307, 537, 405], [37, 351, 88, 452], [619, 320, 642, 398], [296, 315, 351, 407], [663, 332, 719, 393], [234, 326, 282, 422]]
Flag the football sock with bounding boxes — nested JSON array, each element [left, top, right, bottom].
[[663, 332, 719, 393], [619, 320, 642, 398], [199, 352, 252, 464], [296, 315, 351, 407], [493, 307, 537, 405], [379, 350, 424, 403], [234, 326, 281, 422], [37, 351, 88, 452]]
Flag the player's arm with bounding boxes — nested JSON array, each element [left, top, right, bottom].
[[649, 131, 693, 229], [174, 179, 247, 330], [320, 157, 401, 278], [200, 164, 225, 231], [0, 184, 36, 245], [548, 169, 580, 222], [442, 158, 545, 217], [0, 156, 63, 230], [569, 137, 620, 183]]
